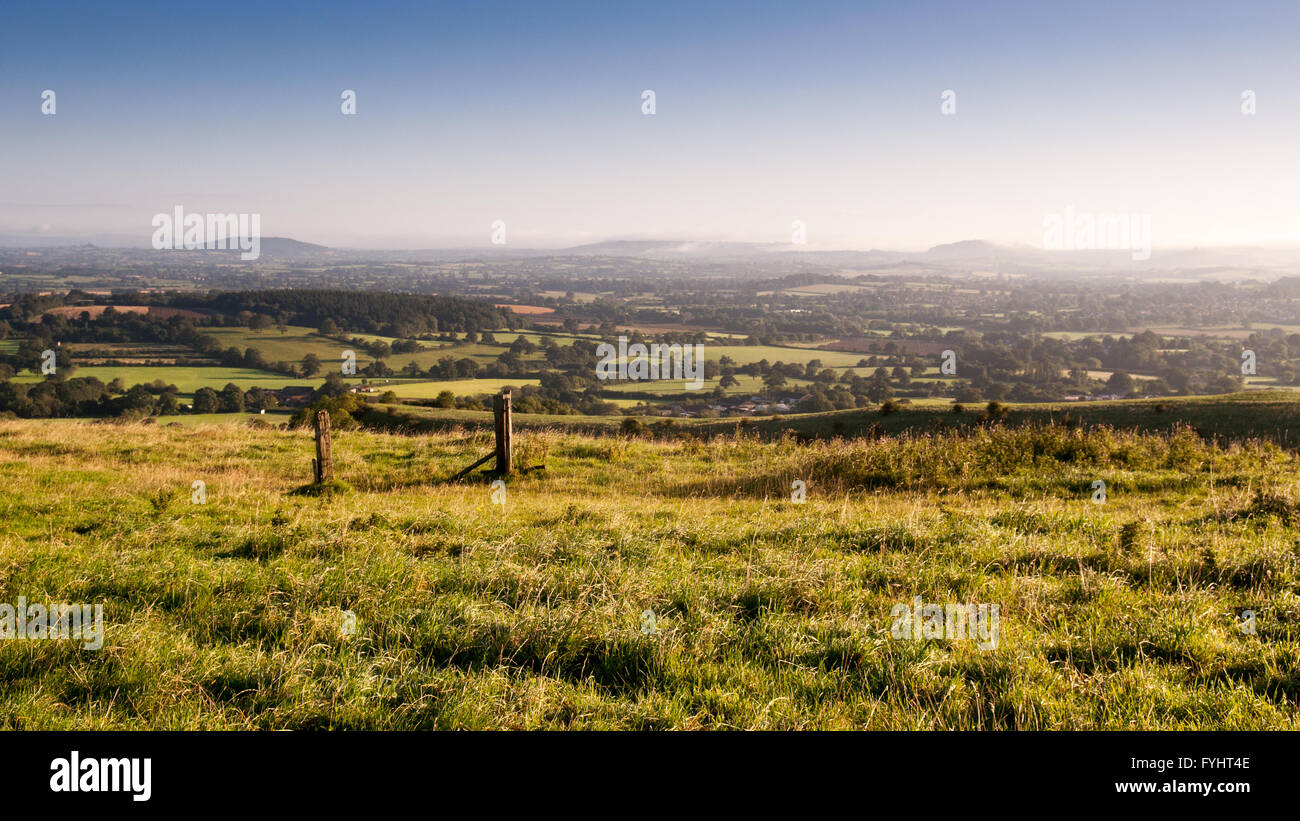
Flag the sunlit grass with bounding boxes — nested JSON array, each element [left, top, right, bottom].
[[0, 418, 1297, 729]]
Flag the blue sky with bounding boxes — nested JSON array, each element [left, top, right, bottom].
[[2, 0, 1298, 249]]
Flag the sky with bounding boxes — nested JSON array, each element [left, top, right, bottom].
[[1, 0, 1299, 251]]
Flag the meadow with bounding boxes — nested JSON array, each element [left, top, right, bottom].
[[1, 412, 1298, 729], [200, 326, 610, 377], [11, 366, 319, 395], [384, 378, 540, 399]]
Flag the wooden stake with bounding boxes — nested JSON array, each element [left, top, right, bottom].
[[493, 389, 513, 476], [313, 409, 333, 483]]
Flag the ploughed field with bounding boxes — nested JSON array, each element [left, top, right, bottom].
[[1, 417, 1298, 729]]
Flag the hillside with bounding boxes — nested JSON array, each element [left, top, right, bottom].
[[366, 391, 1300, 447], [2, 417, 1298, 729]]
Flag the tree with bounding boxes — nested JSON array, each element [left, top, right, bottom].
[[244, 386, 278, 410], [122, 385, 155, 414], [1106, 371, 1135, 397], [318, 372, 349, 398], [192, 387, 219, 413], [301, 354, 322, 377], [866, 381, 894, 403], [219, 383, 246, 413]]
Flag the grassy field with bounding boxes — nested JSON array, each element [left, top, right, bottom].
[[386, 378, 540, 399], [367, 390, 1300, 447], [12, 366, 321, 394], [704, 344, 868, 368], [1, 412, 1299, 729], [200, 327, 526, 374], [10, 367, 536, 401], [201, 326, 355, 364], [598, 373, 776, 397]]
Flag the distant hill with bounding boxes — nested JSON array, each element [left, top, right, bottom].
[[202, 236, 329, 257], [259, 236, 329, 255], [923, 239, 1014, 259], [558, 240, 790, 258]]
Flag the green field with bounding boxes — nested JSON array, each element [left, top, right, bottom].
[[2, 408, 1299, 729], [597, 374, 777, 397], [11, 367, 540, 402], [200, 327, 519, 374], [386, 378, 540, 399], [12, 366, 322, 394], [201, 326, 355, 365], [704, 345, 868, 368]]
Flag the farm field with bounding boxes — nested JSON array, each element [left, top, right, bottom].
[[597, 373, 777, 397], [385, 378, 540, 399], [704, 345, 869, 368], [201, 326, 355, 364], [35, 412, 295, 427], [11, 366, 322, 394], [2, 414, 1298, 729], [200, 327, 551, 374]]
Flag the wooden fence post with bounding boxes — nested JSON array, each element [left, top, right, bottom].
[[493, 389, 513, 475], [313, 409, 333, 483]]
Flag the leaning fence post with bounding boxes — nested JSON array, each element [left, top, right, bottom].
[[493, 389, 513, 475], [313, 409, 333, 483]]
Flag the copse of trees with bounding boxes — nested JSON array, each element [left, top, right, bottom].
[[171, 290, 517, 337], [0, 376, 278, 420]]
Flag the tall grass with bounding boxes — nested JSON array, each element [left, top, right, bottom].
[[0, 418, 1297, 729]]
